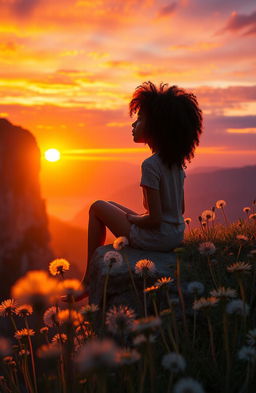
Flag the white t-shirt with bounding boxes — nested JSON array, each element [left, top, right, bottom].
[[140, 153, 186, 225]]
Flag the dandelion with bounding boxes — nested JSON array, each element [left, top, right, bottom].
[[0, 299, 18, 317], [249, 213, 256, 220], [210, 287, 237, 299], [236, 235, 249, 242], [103, 250, 123, 268], [75, 322, 94, 339], [132, 316, 162, 334], [40, 327, 49, 334], [3, 356, 14, 364], [57, 309, 84, 326], [173, 377, 205, 393], [226, 299, 249, 316], [243, 207, 251, 213], [105, 305, 136, 334], [0, 337, 11, 357], [216, 200, 226, 209], [226, 262, 251, 273], [185, 217, 192, 224], [37, 344, 61, 359], [193, 297, 219, 311], [52, 333, 67, 344], [246, 329, 256, 346], [15, 304, 33, 317], [162, 352, 186, 373], [201, 209, 216, 222], [80, 304, 99, 316], [18, 349, 30, 357], [43, 307, 58, 328], [238, 346, 256, 362], [198, 242, 216, 256], [58, 279, 84, 298], [115, 348, 140, 365], [134, 259, 156, 277], [49, 258, 70, 276], [187, 282, 205, 296], [133, 334, 155, 346], [14, 329, 35, 340], [113, 236, 129, 250], [75, 338, 119, 373], [144, 285, 160, 294], [155, 277, 174, 288]]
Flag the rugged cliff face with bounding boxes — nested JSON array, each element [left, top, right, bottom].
[[0, 118, 53, 298]]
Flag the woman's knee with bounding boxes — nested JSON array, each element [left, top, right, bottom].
[[89, 200, 106, 214]]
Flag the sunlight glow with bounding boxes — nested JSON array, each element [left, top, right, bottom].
[[45, 148, 61, 162]]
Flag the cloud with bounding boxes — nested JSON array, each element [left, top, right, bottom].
[[12, 0, 42, 16], [221, 10, 256, 35], [158, 2, 178, 17]]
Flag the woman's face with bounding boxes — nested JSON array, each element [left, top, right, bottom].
[[131, 111, 148, 143]]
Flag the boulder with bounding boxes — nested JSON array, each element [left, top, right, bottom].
[[88, 244, 193, 320]]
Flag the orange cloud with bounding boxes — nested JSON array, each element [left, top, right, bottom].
[[226, 128, 256, 134]]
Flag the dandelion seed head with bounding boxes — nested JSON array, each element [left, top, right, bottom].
[[210, 287, 237, 299], [226, 262, 251, 273], [18, 349, 30, 357], [113, 236, 129, 250], [51, 333, 67, 344], [57, 309, 84, 326], [75, 338, 119, 372], [162, 352, 186, 373], [106, 305, 136, 334], [201, 210, 216, 222], [133, 334, 155, 346], [192, 297, 219, 311], [226, 299, 250, 316], [49, 258, 70, 276], [37, 344, 61, 359], [238, 346, 256, 362], [14, 329, 35, 340], [0, 299, 19, 317], [246, 329, 256, 346], [216, 200, 227, 209], [58, 279, 83, 297], [134, 259, 156, 277], [132, 316, 161, 334], [185, 218, 192, 224], [187, 282, 205, 296], [243, 207, 251, 213], [103, 251, 123, 269], [115, 348, 141, 365], [173, 377, 205, 393], [43, 307, 58, 328], [3, 356, 14, 364], [198, 242, 216, 256], [80, 304, 99, 316], [15, 304, 33, 317], [0, 337, 12, 357]]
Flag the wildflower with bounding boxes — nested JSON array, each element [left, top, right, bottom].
[[249, 213, 256, 220], [226, 262, 252, 273], [51, 333, 67, 344], [216, 200, 227, 209], [15, 329, 35, 340], [144, 285, 160, 294], [173, 377, 205, 393], [15, 304, 33, 317], [237, 346, 256, 362], [40, 327, 49, 334], [210, 287, 237, 299], [49, 258, 70, 276], [155, 277, 174, 288], [75, 338, 119, 372], [132, 316, 161, 334], [75, 322, 94, 338], [57, 309, 84, 326], [160, 308, 172, 318], [113, 236, 129, 250], [198, 242, 216, 256], [58, 279, 83, 298], [18, 349, 30, 357], [193, 297, 219, 311], [226, 299, 249, 316], [134, 259, 156, 277], [115, 348, 140, 365], [246, 329, 256, 346], [0, 299, 18, 317], [133, 334, 155, 346], [11, 271, 59, 307], [106, 305, 136, 334], [187, 282, 205, 296], [162, 352, 186, 373], [103, 251, 123, 269], [243, 207, 251, 213], [201, 210, 215, 222], [3, 356, 14, 364], [43, 307, 58, 327], [80, 304, 99, 316], [185, 218, 192, 224], [236, 235, 248, 242], [37, 344, 61, 359], [0, 337, 11, 357]]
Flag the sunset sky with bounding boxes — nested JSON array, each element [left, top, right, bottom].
[[0, 0, 255, 220]]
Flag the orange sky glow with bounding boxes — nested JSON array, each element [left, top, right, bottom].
[[0, 0, 255, 220]]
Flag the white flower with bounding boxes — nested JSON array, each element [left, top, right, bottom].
[[105, 305, 136, 334], [113, 236, 129, 250], [246, 329, 256, 346], [237, 346, 256, 362], [226, 299, 250, 316], [226, 262, 251, 273], [162, 352, 186, 373], [75, 339, 119, 372], [134, 259, 156, 277], [43, 307, 58, 328], [198, 242, 216, 256], [201, 210, 215, 222], [187, 282, 204, 296], [210, 287, 237, 299], [103, 251, 123, 270], [133, 334, 155, 346], [193, 297, 219, 311], [173, 377, 205, 393], [132, 316, 161, 334], [216, 200, 226, 209]]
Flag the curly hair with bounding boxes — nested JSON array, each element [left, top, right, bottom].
[[129, 81, 203, 169]]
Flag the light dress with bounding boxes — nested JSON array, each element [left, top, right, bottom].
[[129, 153, 186, 252]]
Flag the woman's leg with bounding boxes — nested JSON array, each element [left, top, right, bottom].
[[107, 201, 140, 215], [82, 200, 134, 285]]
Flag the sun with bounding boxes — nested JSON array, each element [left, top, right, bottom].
[[44, 148, 61, 162]]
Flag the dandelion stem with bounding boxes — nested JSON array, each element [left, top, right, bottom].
[[143, 276, 147, 318], [206, 315, 216, 364], [152, 297, 170, 352], [24, 318, 38, 393], [192, 295, 197, 348], [236, 244, 242, 262], [123, 253, 143, 312], [102, 265, 111, 326], [166, 291, 179, 351], [167, 373, 174, 393], [207, 256, 218, 289], [223, 311, 231, 393], [176, 255, 189, 339], [221, 206, 229, 226]]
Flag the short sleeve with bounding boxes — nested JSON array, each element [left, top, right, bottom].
[[140, 160, 160, 190]]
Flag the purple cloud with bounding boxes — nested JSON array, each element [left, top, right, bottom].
[[12, 0, 42, 16], [158, 2, 178, 17], [223, 10, 256, 35]]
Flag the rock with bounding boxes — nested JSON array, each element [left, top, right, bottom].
[[0, 118, 54, 298], [88, 244, 193, 322]]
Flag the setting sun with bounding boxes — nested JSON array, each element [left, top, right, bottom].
[[44, 148, 61, 162]]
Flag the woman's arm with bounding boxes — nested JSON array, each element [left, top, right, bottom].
[[127, 186, 162, 229]]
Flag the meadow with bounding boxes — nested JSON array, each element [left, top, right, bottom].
[[0, 200, 256, 393]]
